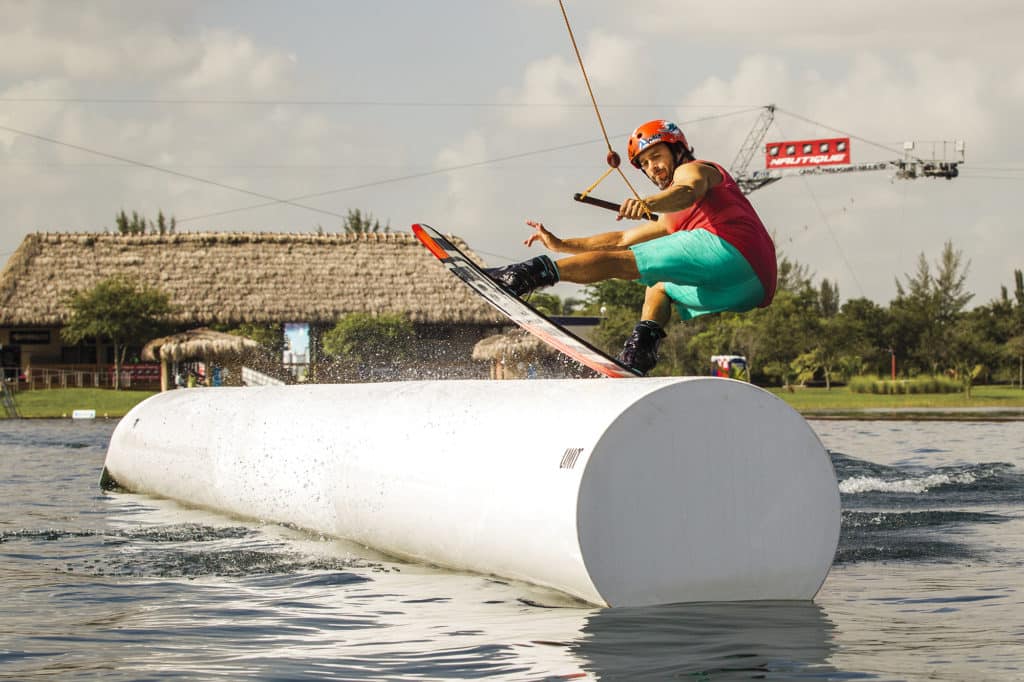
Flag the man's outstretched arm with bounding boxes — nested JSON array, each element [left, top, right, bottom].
[[524, 219, 667, 254]]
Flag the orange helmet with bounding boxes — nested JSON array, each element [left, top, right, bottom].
[[627, 120, 692, 168]]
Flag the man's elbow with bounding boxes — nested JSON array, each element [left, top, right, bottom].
[[666, 186, 699, 211]]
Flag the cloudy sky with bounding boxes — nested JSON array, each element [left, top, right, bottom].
[[2, 0, 1022, 306]]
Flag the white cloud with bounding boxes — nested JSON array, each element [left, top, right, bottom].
[[0, 1, 200, 81], [497, 30, 642, 129], [630, 0, 1021, 55], [678, 48, 1003, 175], [433, 131, 493, 230], [173, 31, 296, 96], [1, 1, 1021, 306], [0, 1, 362, 244], [497, 54, 579, 128]]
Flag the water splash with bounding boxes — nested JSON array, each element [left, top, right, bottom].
[[839, 470, 983, 494]]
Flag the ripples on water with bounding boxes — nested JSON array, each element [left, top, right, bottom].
[[0, 417, 1022, 680]]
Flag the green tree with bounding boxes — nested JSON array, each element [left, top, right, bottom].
[[685, 313, 765, 380], [837, 354, 867, 381], [763, 360, 798, 390], [155, 211, 176, 235], [525, 292, 563, 316], [114, 209, 176, 235], [835, 297, 888, 375], [819, 278, 840, 317], [1006, 335, 1024, 390], [750, 285, 819, 384], [561, 296, 586, 315], [934, 241, 974, 320], [966, 290, 1017, 382], [322, 313, 414, 381], [792, 350, 823, 388], [889, 241, 973, 375], [583, 278, 646, 311], [947, 314, 997, 398], [62, 276, 174, 389], [224, 323, 285, 355], [115, 210, 145, 235], [582, 279, 650, 360], [726, 314, 765, 380], [1011, 270, 1024, 387], [657, 318, 707, 376], [761, 256, 819, 364], [777, 256, 814, 293], [591, 305, 641, 358], [342, 209, 390, 234], [687, 316, 736, 377], [793, 314, 851, 389], [890, 252, 936, 374]]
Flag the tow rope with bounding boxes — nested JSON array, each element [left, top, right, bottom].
[[557, 0, 653, 218]]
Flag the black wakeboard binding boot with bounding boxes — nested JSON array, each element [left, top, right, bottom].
[[618, 320, 667, 375], [484, 255, 559, 297]]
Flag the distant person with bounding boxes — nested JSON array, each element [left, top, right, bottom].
[[485, 119, 777, 375]]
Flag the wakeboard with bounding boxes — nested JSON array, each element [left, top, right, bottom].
[[412, 223, 640, 378]]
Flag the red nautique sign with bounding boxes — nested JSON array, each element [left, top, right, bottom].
[[765, 137, 850, 169]]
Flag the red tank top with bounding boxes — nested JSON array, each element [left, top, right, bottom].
[[665, 161, 777, 306]]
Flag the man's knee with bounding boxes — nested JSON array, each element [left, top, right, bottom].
[[642, 283, 673, 326], [645, 282, 668, 299]]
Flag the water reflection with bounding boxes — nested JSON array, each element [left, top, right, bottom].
[[571, 600, 839, 680], [40, 489, 844, 680], [85, 477, 848, 680]]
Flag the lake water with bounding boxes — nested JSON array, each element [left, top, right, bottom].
[[1, 417, 1022, 681]]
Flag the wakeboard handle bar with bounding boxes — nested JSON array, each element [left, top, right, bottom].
[[572, 193, 659, 221]]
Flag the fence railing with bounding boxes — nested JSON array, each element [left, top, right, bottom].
[[1, 365, 160, 391], [1, 379, 18, 417], [241, 366, 286, 387]]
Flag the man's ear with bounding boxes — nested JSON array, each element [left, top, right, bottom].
[[672, 144, 685, 166]]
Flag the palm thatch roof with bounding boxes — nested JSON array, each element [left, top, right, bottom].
[[472, 329, 559, 361], [142, 327, 260, 362], [0, 231, 505, 327]]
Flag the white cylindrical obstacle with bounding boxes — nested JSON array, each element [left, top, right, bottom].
[[103, 378, 840, 607]]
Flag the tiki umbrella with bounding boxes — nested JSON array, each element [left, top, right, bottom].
[[472, 329, 557, 379], [143, 327, 260, 391]]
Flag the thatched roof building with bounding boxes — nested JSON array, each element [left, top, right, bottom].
[[0, 231, 504, 327]]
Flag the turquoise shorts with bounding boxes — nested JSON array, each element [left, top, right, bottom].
[[630, 229, 765, 321]]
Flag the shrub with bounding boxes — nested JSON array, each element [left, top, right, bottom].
[[848, 375, 961, 394], [322, 313, 416, 381]]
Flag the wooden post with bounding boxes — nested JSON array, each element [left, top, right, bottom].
[[159, 357, 169, 392]]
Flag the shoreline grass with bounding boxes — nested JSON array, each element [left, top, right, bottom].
[[3, 384, 1023, 421], [6, 388, 158, 419], [768, 384, 1024, 413]]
